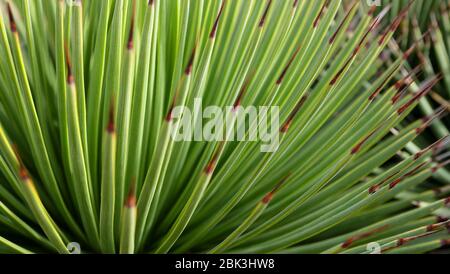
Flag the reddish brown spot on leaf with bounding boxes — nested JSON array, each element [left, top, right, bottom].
[[210, 1, 226, 38], [6, 3, 17, 33], [259, 0, 273, 28]]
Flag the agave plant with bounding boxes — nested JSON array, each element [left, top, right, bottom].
[[378, 0, 450, 186], [379, 0, 442, 44], [0, 0, 449, 254]]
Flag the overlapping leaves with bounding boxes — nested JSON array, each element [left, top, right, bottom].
[[0, 0, 449, 254]]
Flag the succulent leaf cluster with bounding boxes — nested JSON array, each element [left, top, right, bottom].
[[0, 0, 449, 254]]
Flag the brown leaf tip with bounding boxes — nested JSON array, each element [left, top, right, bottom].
[[233, 72, 255, 110], [259, 0, 273, 28], [165, 101, 175, 122], [262, 193, 273, 204], [351, 128, 379, 155], [12, 145, 29, 181], [342, 225, 388, 248], [397, 75, 442, 115], [417, 106, 447, 134], [391, 161, 429, 189], [185, 43, 198, 75], [127, 0, 136, 50], [280, 94, 308, 133], [262, 173, 291, 204], [125, 179, 136, 208], [396, 232, 435, 247], [389, 177, 403, 189], [313, 1, 329, 28], [394, 64, 422, 92], [445, 197, 450, 207], [276, 45, 301, 85], [6, 3, 17, 33], [369, 64, 400, 101], [64, 43, 74, 84], [204, 161, 216, 175], [426, 135, 449, 157], [204, 149, 221, 175], [210, 1, 226, 38], [403, 30, 431, 60], [107, 98, 115, 133], [435, 159, 450, 172], [368, 184, 381, 194], [329, 1, 358, 44], [127, 22, 135, 50], [19, 167, 29, 181], [426, 221, 449, 232]]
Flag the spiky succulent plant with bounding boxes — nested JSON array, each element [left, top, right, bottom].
[[378, 0, 450, 187], [0, 0, 449, 254]]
